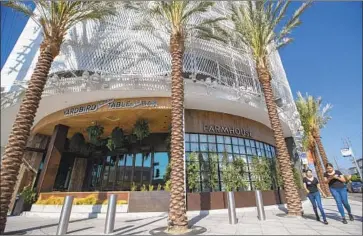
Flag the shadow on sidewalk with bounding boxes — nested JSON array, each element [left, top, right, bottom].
[[115, 217, 167, 235], [67, 226, 94, 234], [188, 213, 209, 227], [4, 217, 94, 235]]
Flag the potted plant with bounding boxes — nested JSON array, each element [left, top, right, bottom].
[[86, 123, 104, 146], [187, 152, 200, 192], [69, 132, 86, 153], [107, 127, 127, 152], [132, 119, 150, 151]]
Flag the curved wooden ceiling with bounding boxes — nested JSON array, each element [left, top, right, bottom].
[[32, 97, 171, 139]]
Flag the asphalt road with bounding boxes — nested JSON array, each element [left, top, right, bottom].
[[349, 193, 362, 202]]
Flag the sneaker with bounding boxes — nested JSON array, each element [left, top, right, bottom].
[[342, 218, 348, 224], [323, 220, 328, 225], [349, 214, 354, 221]]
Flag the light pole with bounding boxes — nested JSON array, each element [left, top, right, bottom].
[[342, 138, 362, 180]]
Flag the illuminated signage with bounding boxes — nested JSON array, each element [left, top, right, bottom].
[[203, 125, 252, 138]]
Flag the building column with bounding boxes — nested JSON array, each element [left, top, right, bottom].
[[8, 134, 49, 213], [37, 124, 69, 193], [68, 157, 88, 192]]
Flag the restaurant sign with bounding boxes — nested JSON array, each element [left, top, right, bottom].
[[203, 125, 252, 138], [64, 99, 158, 117]]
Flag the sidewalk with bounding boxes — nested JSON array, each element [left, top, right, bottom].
[[4, 198, 362, 235]]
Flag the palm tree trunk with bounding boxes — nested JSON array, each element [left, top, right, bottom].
[[311, 146, 330, 196], [167, 33, 188, 232], [314, 134, 329, 168], [257, 67, 302, 216], [0, 45, 54, 234]]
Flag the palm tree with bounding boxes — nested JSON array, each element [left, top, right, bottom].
[[0, 1, 115, 233], [225, 1, 312, 216], [313, 99, 332, 169], [295, 92, 331, 196], [125, 1, 225, 232]]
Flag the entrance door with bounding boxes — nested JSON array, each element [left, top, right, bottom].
[[101, 156, 117, 191]]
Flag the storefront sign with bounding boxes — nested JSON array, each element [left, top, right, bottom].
[[203, 125, 252, 138], [64, 99, 158, 116]]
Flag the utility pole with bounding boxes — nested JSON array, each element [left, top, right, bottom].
[[343, 137, 362, 180]]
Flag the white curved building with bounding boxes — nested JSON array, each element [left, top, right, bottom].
[[1, 3, 304, 210]]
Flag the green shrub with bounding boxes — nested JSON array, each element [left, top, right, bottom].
[[140, 184, 147, 192], [36, 196, 64, 205], [187, 152, 200, 192], [157, 184, 162, 191], [131, 182, 137, 191], [164, 180, 171, 192], [20, 186, 37, 205], [102, 199, 128, 205], [148, 184, 154, 191]]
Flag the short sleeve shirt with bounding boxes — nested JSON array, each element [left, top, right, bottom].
[[324, 170, 345, 189], [303, 177, 319, 193]]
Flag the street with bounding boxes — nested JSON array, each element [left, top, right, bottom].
[[349, 193, 362, 202]]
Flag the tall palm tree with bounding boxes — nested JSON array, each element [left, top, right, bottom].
[[295, 92, 332, 196], [125, 1, 224, 232], [313, 99, 332, 168], [0, 1, 115, 233], [225, 1, 312, 216]]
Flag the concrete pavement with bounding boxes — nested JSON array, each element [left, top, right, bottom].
[[4, 198, 362, 235]]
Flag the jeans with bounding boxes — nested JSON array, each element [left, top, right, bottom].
[[330, 186, 352, 218], [307, 191, 326, 220]]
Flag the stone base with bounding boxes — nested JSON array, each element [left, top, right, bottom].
[[149, 226, 207, 235]]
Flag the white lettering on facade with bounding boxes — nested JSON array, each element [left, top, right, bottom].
[[203, 125, 252, 138], [64, 99, 158, 117]]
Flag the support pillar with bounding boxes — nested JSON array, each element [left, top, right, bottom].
[[37, 125, 69, 193], [68, 157, 88, 192], [9, 134, 49, 213]]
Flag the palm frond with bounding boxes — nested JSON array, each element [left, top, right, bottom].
[[228, 0, 311, 65]]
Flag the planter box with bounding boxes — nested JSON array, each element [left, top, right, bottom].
[[187, 192, 226, 211], [128, 191, 170, 212], [31, 204, 128, 213]]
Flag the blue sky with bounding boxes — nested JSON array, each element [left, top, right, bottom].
[[1, 2, 362, 169], [279, 1, 362, 170]]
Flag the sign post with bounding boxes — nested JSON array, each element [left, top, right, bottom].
[[341, 147, 362, 180]]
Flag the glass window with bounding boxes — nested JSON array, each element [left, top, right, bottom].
[[217, 144, 225, 153], [225, 144, 232, 153], [232, 137, 238, 145], [238, 138, 245, 146], [208, 135, 216, 143], [191, 143, 199, 152], [250, 140, 256, 147], [224, 136, 231, 144], [200, 143, 208, 152], [200, 134, 207, 142], [135, 153, 143, 167], [185, 142, 191, 151], [153, 152, 169, 181], [252, 148, 257, 155], [190, 134, 199, 142], [184, 133, 276, 193], [208, 143, 217, 152], [245, 139, 251, 146], [126, 154, 133, 166], [143, 153, 151, 167], [185, 133, 190, 142], [217, 135, 224, 143], [239, 145, 246, 154]]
